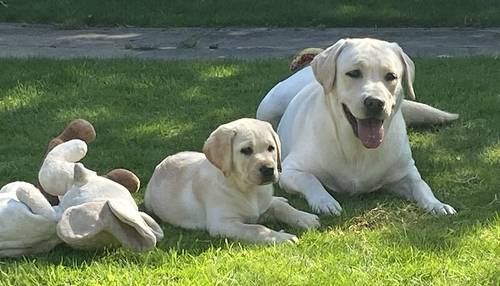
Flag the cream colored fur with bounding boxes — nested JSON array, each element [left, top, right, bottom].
[[145, 118, 319, 243]]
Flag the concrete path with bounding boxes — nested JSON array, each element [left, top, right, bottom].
[[1, 23, 500, 59]]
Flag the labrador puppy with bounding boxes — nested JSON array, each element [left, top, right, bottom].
[[258, 38, 456, 216], [144, 118, 319, 243]]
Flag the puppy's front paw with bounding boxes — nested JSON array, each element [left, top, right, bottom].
[[425, 202, 457, 215], [293, 211, 320, 229], [308, 193, 342, 216]]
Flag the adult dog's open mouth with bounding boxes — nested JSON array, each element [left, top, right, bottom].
[[342, 104, 384, 149]]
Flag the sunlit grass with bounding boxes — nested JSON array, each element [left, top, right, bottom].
[[0, 58, 498, 285], [481, 143, 500, 164], [0, 83, 43, 112], [201, 65, 239, 79]]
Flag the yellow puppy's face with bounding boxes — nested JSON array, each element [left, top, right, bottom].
[[203, 118, 281, 186]]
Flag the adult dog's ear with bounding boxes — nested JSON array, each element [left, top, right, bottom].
[[203, 125, 236, 177], [310, 39, 347, 95], [267, 123, 282, 172], [391, 43, 416, 100]]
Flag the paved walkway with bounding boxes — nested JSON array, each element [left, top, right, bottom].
[[1, 23, 500, 59]]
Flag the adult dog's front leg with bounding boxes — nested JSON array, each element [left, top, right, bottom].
[[208, 220, 298, 244], [388, 166, 456, 215], [280, 169, 342, 215], [260, 197, 320, 229]]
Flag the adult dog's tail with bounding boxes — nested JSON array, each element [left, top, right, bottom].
[[401, 100, 459, 126]]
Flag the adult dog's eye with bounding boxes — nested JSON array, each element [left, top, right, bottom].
[[346, 70, 362, 78], [240, 147, 253, 156], [267, 145, 275, 152], [385, 72, 398, 81]]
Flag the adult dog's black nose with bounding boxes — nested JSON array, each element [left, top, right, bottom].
[[259, 166, 275, 178], [364, 96, 385, 116]]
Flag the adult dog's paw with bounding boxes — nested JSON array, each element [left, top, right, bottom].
[[425, 202, 457, 215], [270, 232, 299, 244], [308, 193, 342, 215]]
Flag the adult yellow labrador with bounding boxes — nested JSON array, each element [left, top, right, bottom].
[[145, 118, 319, 243], [257, 38, 457, 215]]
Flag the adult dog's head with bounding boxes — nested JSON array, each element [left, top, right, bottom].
[[311, 38, 415, 149], [203, 118, 282, 186]]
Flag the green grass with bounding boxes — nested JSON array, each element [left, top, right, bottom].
[[0, 58, 499, 285], [1, 0, 500, 28]]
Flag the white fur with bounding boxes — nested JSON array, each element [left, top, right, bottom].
[[256, 66, 316, 128], [257, 70, 458, 128], [258, 38, 456, 216], [145, 118, 319, 243]]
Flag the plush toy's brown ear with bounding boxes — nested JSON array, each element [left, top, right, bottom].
[[310, 39, 348, 95], [56, 200, 162, 252], [104, 169, 140, 193], [47, 138, 65, 152], [391, 43, 416, 100], [47, 119, 96, 152], [203, 125, 236, 177], [267, 123, 282, 172]]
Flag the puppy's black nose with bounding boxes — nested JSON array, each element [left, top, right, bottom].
[[364, 97, 385, 116], [259, 166, 275, 178]]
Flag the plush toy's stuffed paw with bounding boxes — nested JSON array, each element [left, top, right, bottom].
[[0, 182, 60, 257], [15, 182, 58, 221], [39, 139, 89, 197], [41, 119, 96, 205]]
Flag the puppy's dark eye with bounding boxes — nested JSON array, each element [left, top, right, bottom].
[[240, 147, 253, 156], [346, 70, 362, 79], [385, 72, 398, 81], [267, 145, 275, 152]]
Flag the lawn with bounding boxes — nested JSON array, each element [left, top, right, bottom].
[[1, 0, 500, 28], [0, 58, 498, 285]]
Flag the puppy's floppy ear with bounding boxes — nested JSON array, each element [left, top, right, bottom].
[[267, 123, 282, 172], [310, 39, 347, 95], [203, 125, 236, 177], [391, 43, 416, 100]]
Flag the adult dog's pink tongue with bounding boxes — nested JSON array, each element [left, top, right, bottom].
[[357, 119, 384, 149]]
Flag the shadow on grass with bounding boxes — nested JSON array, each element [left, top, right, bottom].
[[0, 58, 498, 267]]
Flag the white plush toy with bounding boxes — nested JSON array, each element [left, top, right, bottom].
[[57, 163, 163, 251], [39, 140, 164, 252], [0, 182, 59, 257], [0, 122, 161, 257]]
